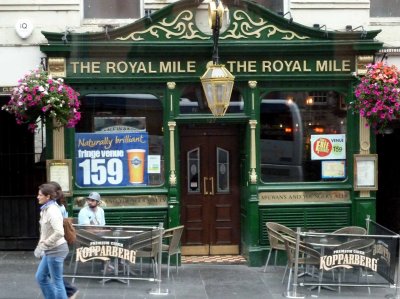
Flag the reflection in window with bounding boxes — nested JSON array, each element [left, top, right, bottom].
[[187, 148, 200, 193], [260, 91, 347, 183], [76, 94, 164, 186], [179, 83, 244, 114], [217, 147, 230, 193]]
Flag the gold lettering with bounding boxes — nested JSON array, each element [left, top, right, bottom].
[[236, 61, 247, 72], [187, 61, 196, 73], [317, 60, 328, 71], [117, 62, 128, 73], [70, 62, 79, 74], [80, 62, 91, 73], [160, 61, 171, 73], [342, 60, 351, 71], [149, 62, 156, 73], [107, 62, 116, 73], [284, 60, 293, 71], [303, 60, 311, 71], [273, 60, 284, 72], [262, 61, 271, 72], [248, 61, 257, 72], [92, 62, 101, 73]]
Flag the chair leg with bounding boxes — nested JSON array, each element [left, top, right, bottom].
[[175, 252, 179, 274], [68, 244, 76, 268], [286, 267, 293, 293], [167, 254, 171, 278], [282, 263, 289, 284], [263, 248, 273, 272], [274, 250, 278, 267], [72, 255, 79, 284], [318, 269, 324, 295]]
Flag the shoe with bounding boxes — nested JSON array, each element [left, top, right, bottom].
[[68, 290, 79, 299]]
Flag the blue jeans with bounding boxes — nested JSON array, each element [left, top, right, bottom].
[[35, 255, 67, 299]]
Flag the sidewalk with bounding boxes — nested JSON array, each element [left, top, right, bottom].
[[0, 251, 396, 299]]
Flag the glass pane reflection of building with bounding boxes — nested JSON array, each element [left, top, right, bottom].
[[260, 91, 347, 183]]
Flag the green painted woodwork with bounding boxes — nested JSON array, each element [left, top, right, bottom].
[[72, 207, 168, 227], [354, 197, 376, 226], [259, 205, 351, 246]]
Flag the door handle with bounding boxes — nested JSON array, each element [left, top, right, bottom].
[[203, 177, 209, 195], [209, 177, 214, 195]]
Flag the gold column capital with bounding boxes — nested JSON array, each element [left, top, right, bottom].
[[356, 55, 374, 76], [248, 81, 257, 89], [249, 119, 257, 128], [48, 57, 66, 78], [168, 121, 176, 130], [167, 82, 176, 90]]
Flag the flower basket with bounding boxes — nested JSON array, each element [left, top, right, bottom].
[[351, 62, 400, 134], [1, 68, 81, 132]]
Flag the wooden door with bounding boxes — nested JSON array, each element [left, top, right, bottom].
[[180, 125, 240, 255]]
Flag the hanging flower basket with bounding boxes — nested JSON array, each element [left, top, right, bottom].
[[351, 62, 400, 134], [1, 67, 81, 132]]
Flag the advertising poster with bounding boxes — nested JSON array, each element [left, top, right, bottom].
[[75, 132, 148, 187], [310, 134, 346, 160]]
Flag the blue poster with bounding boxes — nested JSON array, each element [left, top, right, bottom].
[[75, 132, 148, 187]]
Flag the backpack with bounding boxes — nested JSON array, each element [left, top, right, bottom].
[[63, 218, 76, 245]]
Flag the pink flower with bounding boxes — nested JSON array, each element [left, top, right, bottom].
[[1, 67, 81, 132]]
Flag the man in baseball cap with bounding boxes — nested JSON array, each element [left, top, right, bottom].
[[78, 192, 105, 225]]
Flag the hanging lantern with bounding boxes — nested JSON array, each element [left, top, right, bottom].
[[200, 64, 235, 117]]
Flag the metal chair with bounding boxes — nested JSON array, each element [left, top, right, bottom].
[[332, 226, 367, 235], [162, 225, 184, 278], [283, 236, 323, 294], [263, 222, 296, 274], [127, 230, 162, 279]]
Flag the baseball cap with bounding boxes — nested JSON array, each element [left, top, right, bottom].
[[87, 192, 101, 202]]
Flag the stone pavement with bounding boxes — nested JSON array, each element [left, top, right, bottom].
[[0, 251, 397, 299]]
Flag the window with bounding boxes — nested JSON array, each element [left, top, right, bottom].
[[179, 83, 243, 114], [187, 148, 200, 193], [75, 94, 164, 186], [370, 0, 400, 17], [253, 0, 284, 14], [84, 0, 143, 20], [260, 91, 347, 183]]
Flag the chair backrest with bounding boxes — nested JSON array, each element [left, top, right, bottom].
[[128, 229, 162, 252], [266, 222, 296, 249], [332, 226, 367, 235], [163, 225, 184, 255], [283, 236, 320, 266], [335, 238, 375, 252]]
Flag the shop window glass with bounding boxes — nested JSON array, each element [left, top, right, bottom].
[[370, 0, 400, 17], [260, 91, 347, 183], [217, 147, 230, 193], [75, 94, 164, 186], [187, 148, 200, 193], [179, 83, 244, 114]]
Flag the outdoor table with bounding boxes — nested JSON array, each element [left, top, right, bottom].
[[95, 229, 140, 284]]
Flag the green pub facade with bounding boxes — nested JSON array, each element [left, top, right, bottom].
[[40, 0, 382, 265]]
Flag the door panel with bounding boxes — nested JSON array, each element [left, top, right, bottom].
[[180, 125, 240, 255]]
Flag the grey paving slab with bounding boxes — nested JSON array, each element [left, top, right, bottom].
[[0, 251, 398, 299]]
